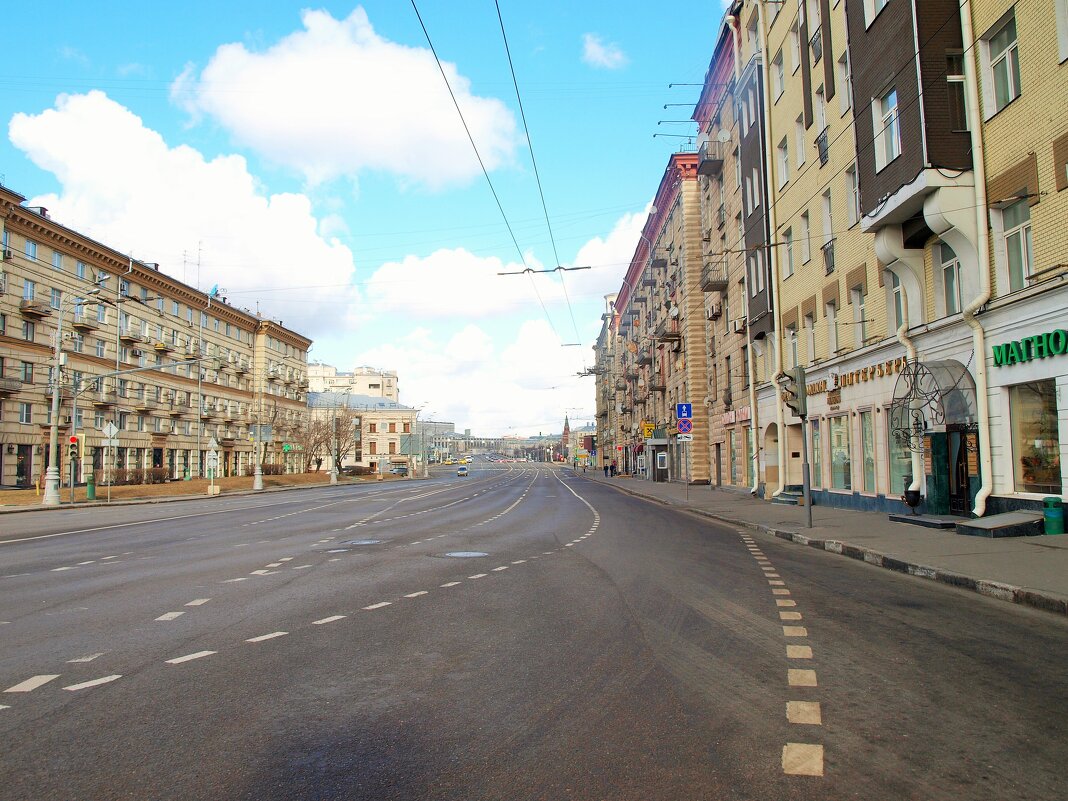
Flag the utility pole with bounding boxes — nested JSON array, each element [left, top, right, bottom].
[[779, 367, 811, 529]]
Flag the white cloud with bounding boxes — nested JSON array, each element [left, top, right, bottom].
[[8, 90, 358, 337], [570, 208, 648, 298], [353, 320, 593, 436], [581, 33, 628, 70], [171, 7, 519, 188]]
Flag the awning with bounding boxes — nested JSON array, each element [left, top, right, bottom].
[[889, 358, 977, 451]]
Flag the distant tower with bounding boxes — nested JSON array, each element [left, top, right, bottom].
[[560, 415, 570, 459]]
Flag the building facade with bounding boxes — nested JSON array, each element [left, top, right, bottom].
[[0, 185, 311, 487], [307, 363, 398, 400]]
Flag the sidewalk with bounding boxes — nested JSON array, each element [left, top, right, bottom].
[[581, 471, 1068, 617]]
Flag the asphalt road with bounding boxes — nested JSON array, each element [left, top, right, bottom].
[[1, 463, 1066, 800]]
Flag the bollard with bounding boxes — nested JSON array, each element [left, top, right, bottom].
[[86, 472, 96, 501], [1043, 496, 1063, 535]]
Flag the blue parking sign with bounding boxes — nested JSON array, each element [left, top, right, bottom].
[[676, 403, 692, 419]]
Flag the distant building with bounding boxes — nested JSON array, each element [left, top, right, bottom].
[[307, 363, 398, 400], [308, 391, 415, 473]]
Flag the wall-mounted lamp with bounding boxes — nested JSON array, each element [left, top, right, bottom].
[[5, 444, 14, 455]]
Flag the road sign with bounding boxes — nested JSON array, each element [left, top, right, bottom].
[[641, 422, 655, 438], [206, 452, 219, 469], [282, 443, 292, 453], [103, 422, 119, 439], [677, 418, 693, 434], [677, 434, 694, 442], [676, 403, 692, 419]]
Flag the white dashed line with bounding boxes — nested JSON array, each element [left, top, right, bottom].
[[77, 560, 96, 566], [363, 602, 392, 610], [67, 653, 104, 663], [788, 669, 818, 687], [223, 577, 249, 583], [787, 700, 823, 725], [63, 675, 122, 692], [469, 573, 487, 579], [155, 611, 185, 621], [787, 645, 814, 659], [51, 566, 76, 572], [440, 581, 461, 587], [250, 570, 278, 576], [100, 555, 120, 560], [246, 632, 288, 643], [5, 675, 60, 693], [186, 598, 211, 606], [404, 591, 429, 598], [780, 611, 803, 620], [166, 651, 216, 665], [265, 563, 283, 568], [783, 626, 809, 637], [278, 557, 294, 562], [312, 615, 346, 625], [511, 560, 526, 564], [492, 566, 509, 572], [293, 565, 313, 570]]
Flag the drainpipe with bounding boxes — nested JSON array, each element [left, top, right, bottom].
[[756, 0, 787, 499], [895, 308, 925, 495], [959, 0, 993, 517]]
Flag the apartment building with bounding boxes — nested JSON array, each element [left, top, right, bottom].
[[0, 184, 311, 488], [694, 11, 756, 490], [593, 294, 619, 469], [307, 363, 398, 400], [308, 391, 416, 474]]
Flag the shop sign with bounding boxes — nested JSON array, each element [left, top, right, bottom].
[[737, 405, 751, 422], [923, 436, 933, 475], [722, 410, 736, 425], [991, 329, 1068, 367], [806, 356, 909, 395], [722, 406, 752, 425]]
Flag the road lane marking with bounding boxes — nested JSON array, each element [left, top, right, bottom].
[[250, 570, 279, 576], [440, 582, 461, 587], [155, 611, 185, 621], [511, 560, 526, 564], [782, 743, 824, 776], [772, 588, 791, 595], [779, 609, 802, 620], [313, 615, 347, 625], [278, 557, 294, 562], [776, 600, 797, 607], [766, 573, 781, 578], [293, 565, 313, 570], [5, 675, 60, 693], [246, 632, 288, 643], [492, 566, 509, 571], [166, 651, 216, 664], [469, 573, 487, 579], [788, 669, 818, 687], [783, 626, 809, 637], [67, 653, 105, 663], [51, 566, 76, 572], [769, 580, 786, 586], [223, 577, 250, 583], [787, 701, 822, 725], [266, 563, 283, 568], [363, 602, 392, 610], [63, 675, 122, 692], [100, 555, 119, 560], [77, 560, 96, 566], [787, 645, 814, 659], [186, 599, 211, 606], [404, 591, 429, 598]]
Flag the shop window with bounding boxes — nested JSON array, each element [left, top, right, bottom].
[[829, 415, 852, 490], [888, 423, 912, 496], [1010, 381, 1061, 494], [729, 429, 737, 484], [811, 419, 823, 488], [860, 411, 876, 491]]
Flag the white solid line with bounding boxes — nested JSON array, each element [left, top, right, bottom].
[[492, 566, 509, 571], [166, 651, 216, 664], [246, 632, 288, 643], [67, 653, 105, 663], [363, 602, 392, 610], [511, 560, 527, 564], [440, 581, 461, 587], [469, 573, 487, 579], [63, 674, 122, 691], [5, 675, 61, 693], [223, 577, 250, 583], [185, 598, 211, 606], [51, 566, 76, 572], [155, 611, 185, 621], [404, 591, 429, 598], [312, 615, 347, 625]]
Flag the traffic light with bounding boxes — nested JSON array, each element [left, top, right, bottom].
[[779, 366, 808, 418], [68, 435, 79, 461]]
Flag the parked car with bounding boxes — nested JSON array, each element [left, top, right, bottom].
[[456, 465, 469, 477], [389, 466, 408, 476]]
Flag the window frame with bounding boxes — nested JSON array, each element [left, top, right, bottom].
[[874, 88, 901, 171]]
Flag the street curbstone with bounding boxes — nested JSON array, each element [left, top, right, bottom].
[[935, 571, 978, 592], [881, 556, 912, 574], [976, 580, 1017, 603], [908, 564, 938, 579], [824, 541, 844, 554], [1013, 589, 1068, 616]]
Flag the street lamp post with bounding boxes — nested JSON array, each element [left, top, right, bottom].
[[43, 289, 100, 506]]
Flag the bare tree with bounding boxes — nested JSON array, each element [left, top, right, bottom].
[[328, 407, 362, 472], [292, 415, 329, 472]]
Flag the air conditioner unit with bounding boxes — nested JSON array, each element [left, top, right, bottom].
[[732, 319, 747, 334], [131, 348, 144, 357], [706, 303, 722, 320], [1, 248, 11, 260]]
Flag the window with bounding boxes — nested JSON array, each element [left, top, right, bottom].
[[987, 14, 1021, 114], [789, 23, 801, 72], [829, 415, 851, 490], [744, 173, 753, 215], [837, 51, 852, 115], [783, 229, 795, 278], [776, 138, 790, 187], [369, 422, 377, 434], [751, 169, 761, 209], [821, 190, 834, 247], [1010, 380, 1061, 494], [52, 251, 63, 271], [941, 243, 962, 314], [1003, 200, 1033, 291], [795, 115, 806, 167], [864, 0, 890, 27], [20, 361, 33, 383], [811, 419, 822, 488], [800, 212, 811, 262], [860, 410, 876, 491], [119, 278, 130, 297], [874, 88, 901, 170], [388, 422, 397, 434], [95, 411, 106, 430], [388, 441, 397, 455], [51, 288, 62, 310], [947, 51, 968, 131], [1058, 0, 1068, 63], [19, 402, 32, 424], [804, 314, 816, 363], [23, 279, 35, 301], [772, 52, 785, 99], [846, 165, 861, 225], [23, 320, 35, 342], [826, 300, 838, 352], [96, 303, 107, 323], [741, 345, 750, 387], [814, 85, 826, 131], [96, 339, 106, 358], [852, 287, 867, 348], [25, 240, 38, 260], [403, 422, 411, 434], [787, 325, 798, 368], [888, 419, 912, 496], [890, 272, 905, 331]]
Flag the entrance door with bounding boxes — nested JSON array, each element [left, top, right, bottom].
[[16, 445, 32, 488], [152, 448, 164, 469], [947, 430, 971, 515], [714, 442, 722, 487]]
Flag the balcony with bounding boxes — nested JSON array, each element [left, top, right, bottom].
[[153, 340, 174, 353], [119, 327, 144, 344], [697, 139, 725, 177], [19, 298, 52, 318], [651, 256, 667, 270], [810, 29, 822, 63], [614, 379, 626, 390], [200, 405, 218, 420], [637, 348, 652, 366], [133, 396, 157, 412], [822, 239, 836, 275], [234, 359, 249, 374], [0, 376, 24, 396], [71, 315, 99, 332], [650, 381, 667, 393], [656, 325, 681, 344], [816, 127, 829, 167], [700, 262, 729, 293], [167, 401, 187, 417], [92, 390, 117, 407]]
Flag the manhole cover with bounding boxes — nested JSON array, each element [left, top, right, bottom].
[[341, 539, 384, 546], [441, 551, 489, 558]]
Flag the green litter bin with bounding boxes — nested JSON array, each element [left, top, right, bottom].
[[86, 471, 96, 501], [1043, 496, 1063, 535]]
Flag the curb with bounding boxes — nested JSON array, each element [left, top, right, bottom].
[[589, 477, 1068, 618]]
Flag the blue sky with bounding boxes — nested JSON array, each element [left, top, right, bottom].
[[0, 2, 719, 435]]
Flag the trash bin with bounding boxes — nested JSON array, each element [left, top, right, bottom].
[[86, 471, 96, 501], [1043, 496, 1063, 535]]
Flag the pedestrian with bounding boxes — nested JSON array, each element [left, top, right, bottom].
[[604, 461, 610, 478], [610, 459, 617, 477]]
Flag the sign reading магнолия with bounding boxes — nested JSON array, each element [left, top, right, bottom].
[[992, 329, 1068, 367]]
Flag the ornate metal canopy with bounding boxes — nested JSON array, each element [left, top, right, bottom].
[[889, 359, 977, 452]]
